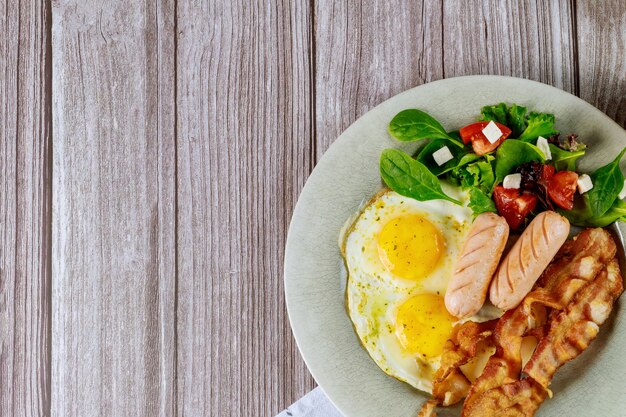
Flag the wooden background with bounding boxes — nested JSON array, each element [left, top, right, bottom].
[[1, 0, 624, 416]]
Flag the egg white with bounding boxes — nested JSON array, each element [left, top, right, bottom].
[[342, 185, 475, 393]]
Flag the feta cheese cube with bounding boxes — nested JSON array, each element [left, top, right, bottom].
[[618, 179, 626, 199], [482, 121, 503, 144], [536, 136, 552, 160], [577, 174, 593, 194], [432, 145, 454, 166], [503, 173, 522, 189]]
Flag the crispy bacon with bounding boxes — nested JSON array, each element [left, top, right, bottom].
[[462, 228, 621, 417], [462, 307, 533, 416], [524, 259, 623, 387], [417, 399, 438, 417], [418, 228, 623, 417], [530, 227, 616, 310], [431, 320, 497, 406], [462, 378, 547, 417]]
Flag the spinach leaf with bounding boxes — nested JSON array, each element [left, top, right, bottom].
[[468, 187, 497, 216], [518, 112, 558, 142], [447, 130, 462, 143], [559, 195, 626, 227], [494, 140, 546, 184], [585, 199, 626, 227], [380, 149, 462, 205], [586, 147, 626, 217], [416, 139, 470, 176], [388, 109, 460, 143], [481, 103, 527, 137], [549, 144, 585, 171]]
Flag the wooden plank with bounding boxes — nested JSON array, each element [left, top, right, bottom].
[[51, 1, 176, 416], [175, 1, 315, 415], [314, 0, 445, 156], [577, 0, 626, 127], [0, 1, 51, 416], [442, 0, 578, 94]]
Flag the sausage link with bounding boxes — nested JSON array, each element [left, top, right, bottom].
[[489, 211, 570, 311], [445, 213, 509, 318]]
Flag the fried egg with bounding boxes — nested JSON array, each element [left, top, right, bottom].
[[341, 185, 496, 393]]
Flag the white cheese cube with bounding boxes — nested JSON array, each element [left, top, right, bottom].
[[432, 145, 454, 166], [503, 173, 522, 189], [482, 121, 503, 144], [536, 136, 552, 160], [618, 179, 626, 199], [577, 174, 593, 194]]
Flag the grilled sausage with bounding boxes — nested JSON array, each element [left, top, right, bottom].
[[445, 213, 509, 318], [489, 211, 570, 311]]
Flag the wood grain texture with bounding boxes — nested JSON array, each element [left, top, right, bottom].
[[315, 0, 444, 156], [10, 1, 621, 416], [175, 1, 315, 416], [577, 1, 626, 128], [51, 1, 176, 416], [0, 1, 51, 416], [443, 0, 578, 94]]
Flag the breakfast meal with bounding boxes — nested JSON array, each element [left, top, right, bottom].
[[340, 103, 625, 416]]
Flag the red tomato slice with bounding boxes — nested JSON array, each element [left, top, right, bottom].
[[547, 171, 579, 210], [493, 186, 539, 230], [459, 121, 512, 156], [539, 165, 555, 186]]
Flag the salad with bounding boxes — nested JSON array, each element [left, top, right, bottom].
[[380, 103, 626, 230]]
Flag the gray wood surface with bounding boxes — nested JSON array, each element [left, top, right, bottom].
[[0, 1, 51, 416], [577, 1, 626, 127], [174, 1, 314, 416], [51, 1, 176, 416], [315, 0, 444, 156], [1, 1, 625, 416], [442, 0, 578, 93]]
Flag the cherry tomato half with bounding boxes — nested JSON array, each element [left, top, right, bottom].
[[493, 186, 539, 230], [547, 171, 579, 210], [459, 121, 512, 156]]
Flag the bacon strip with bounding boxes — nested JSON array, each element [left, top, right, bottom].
[[430, 320, 497, 406], [524, 259, 623, 387], [462, 228, 621, 417], [462, 378, 547, 417], [462, 308, 534, 416], [418, 228, 623, 417]]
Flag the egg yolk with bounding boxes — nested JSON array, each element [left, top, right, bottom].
[[395, 294, 455, 358], [377, 215, 444, 281]]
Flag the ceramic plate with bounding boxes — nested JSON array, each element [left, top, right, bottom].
[[284, 75, 626, 417]]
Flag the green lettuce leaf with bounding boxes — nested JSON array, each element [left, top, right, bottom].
[[481, 103, 527, 137], [468, 187, 497, 216], [518, 112, 558, 142], [447, 156, 495, 195]]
